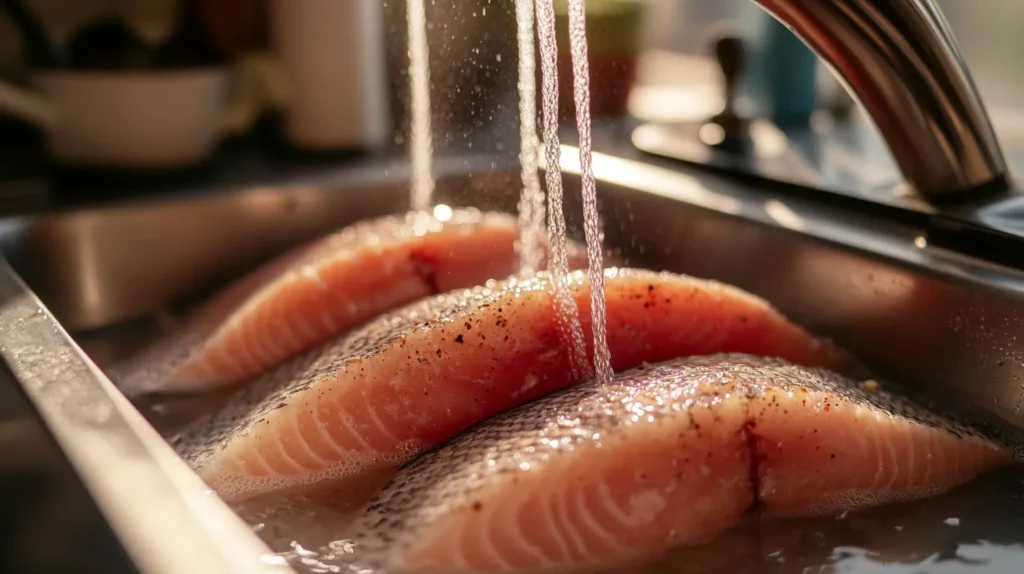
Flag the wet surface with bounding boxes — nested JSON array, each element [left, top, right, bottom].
[[76, 281, 1024, 574], [638, 467, 1024, 574], [0, 360, 136, 574], [252, 468, 1024, 574]]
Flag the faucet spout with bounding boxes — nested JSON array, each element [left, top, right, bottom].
[[751, 0, 1010, 201]]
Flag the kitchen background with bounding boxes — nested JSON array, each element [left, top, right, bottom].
[[3, 0, 1024, 193]]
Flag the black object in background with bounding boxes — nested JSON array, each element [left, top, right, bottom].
[[67, 17, 154, 70], [11, 0, 224, 72], [1, 0, 61, 68], [155, 0, 221, 68]]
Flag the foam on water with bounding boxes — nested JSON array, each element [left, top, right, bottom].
[[566, 0, 612, 385], [535, 0, 588, 380], [407, 0, 434, 212], [515, 0, 546, 277]]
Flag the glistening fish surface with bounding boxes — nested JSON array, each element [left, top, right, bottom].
[[113, 209, 586, 395], [345, 354, 1011, 573], [174, 269, 846, 504]]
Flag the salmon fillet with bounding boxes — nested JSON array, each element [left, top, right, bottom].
[[175, 268, 847, 503], [113, 209, 584, 395], [346, 354, 1012, 573]]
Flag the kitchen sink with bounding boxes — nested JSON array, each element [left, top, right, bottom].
[[2, 148, 1024, 572]]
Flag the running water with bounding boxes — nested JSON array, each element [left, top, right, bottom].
[[566, 0, 612, 385], [535, 0, 588, 381], [515, 0, 545, 276], [407, 0, 435, 212]]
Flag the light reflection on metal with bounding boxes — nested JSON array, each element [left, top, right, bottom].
[[764, 199, 807, 231], [0, 259, 289, 574], [698, 122, 726, 147], [751, 0, 1010, 199], [632, 120, 789, 165], [551, 144, 743, 215], [749, 121, 789, 159], [628, 85, 718, 123]]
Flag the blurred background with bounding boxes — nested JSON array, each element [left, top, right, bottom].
[[5, 4, 1024, 574], [2, 0, 1024, 206]]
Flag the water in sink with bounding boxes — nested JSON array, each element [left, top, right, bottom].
[[78, 294, 1024, 574], [73, 0, 1024, 570], [639, 467, 1024, 574], [256, 468, 1024, 574]]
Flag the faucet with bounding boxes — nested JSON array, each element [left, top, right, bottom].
[[751, 0, 1010, 202]]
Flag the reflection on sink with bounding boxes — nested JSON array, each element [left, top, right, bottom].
[[0, 168, 523, 331], [6, 149, 1021, 436], [3, 149, 1024, 571]]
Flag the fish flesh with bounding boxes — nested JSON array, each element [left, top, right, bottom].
[[113, 209, 584, 395], [346, 354, 1012, 573], [176, 268, 847, 503], [178, 269, 846, 503], [113, 209, 535, 395]]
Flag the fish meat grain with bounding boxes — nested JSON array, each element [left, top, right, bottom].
[[347, 354, 1011, 573], [113, 209, 580, 395], [176, 268, 847, 503]]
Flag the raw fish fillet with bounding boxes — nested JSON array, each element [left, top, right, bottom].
[[176, 268, 847, 503], [347, 354, 1012, 573], [113, 209, 581, 395]]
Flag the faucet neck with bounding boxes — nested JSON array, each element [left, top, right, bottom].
[[752, 0, 1010, 201]]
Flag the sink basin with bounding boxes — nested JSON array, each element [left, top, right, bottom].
[[1, 148, 1023, 572]]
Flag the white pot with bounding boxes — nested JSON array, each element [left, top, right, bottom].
[[0, 68, 239, 168], [270, 0, 390, 150]]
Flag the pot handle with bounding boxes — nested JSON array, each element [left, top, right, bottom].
[[221, 52, 291, 136], [0, 80, 56, 129]]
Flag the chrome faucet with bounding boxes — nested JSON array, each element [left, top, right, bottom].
[[751, 0, 1011, 202]]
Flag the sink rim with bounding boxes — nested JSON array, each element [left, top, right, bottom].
[[4, 146, 1024, 573], [0, 258, 293, 574]]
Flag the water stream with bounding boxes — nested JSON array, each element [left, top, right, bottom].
[[407, 0, 435, 212], [515, 0, 546, 277], [535, 0, 588, 381], [566, 0, 612, 385], [111, 2, 1024, 573]]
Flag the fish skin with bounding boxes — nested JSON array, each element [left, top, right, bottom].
[[346, 354, 1012, 573], [112, 209, 588, 395], [175, 268, 847, 503]]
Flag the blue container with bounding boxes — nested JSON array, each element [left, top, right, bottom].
[[742, 7, 819, 125]]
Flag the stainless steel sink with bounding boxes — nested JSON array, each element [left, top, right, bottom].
[[2, 147, 1024, 572], [0, 156, 524, 332]]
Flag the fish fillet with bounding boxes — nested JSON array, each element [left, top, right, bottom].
[[113, 209, 583, 395], [176, 268, 847, 503], [347, 354, 1012, 573]]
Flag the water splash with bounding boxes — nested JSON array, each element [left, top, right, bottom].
[[407, 0, 435, 212], [515, 0, 546, 276]]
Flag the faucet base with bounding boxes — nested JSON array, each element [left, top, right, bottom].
[[633, 114, 1024, 275], [632, 116, 909, 211]]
